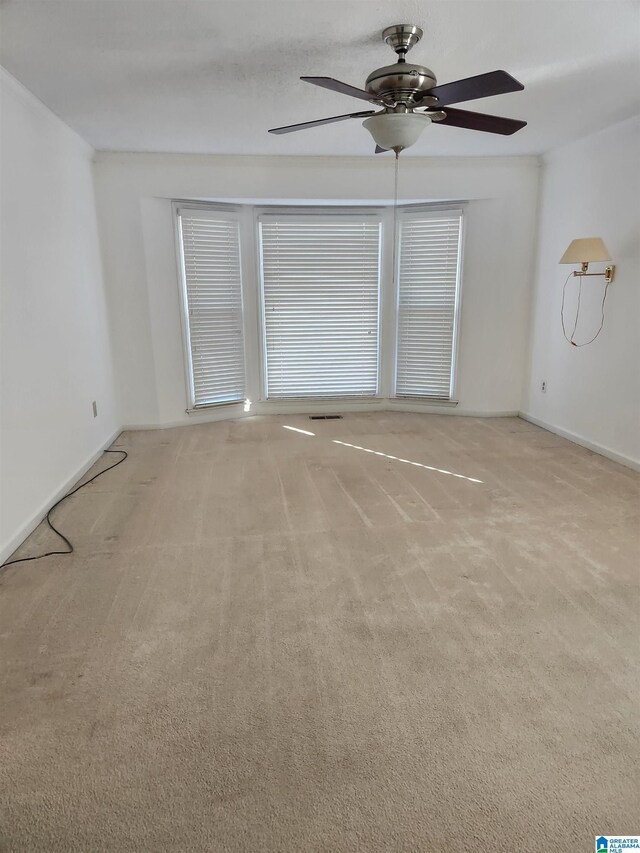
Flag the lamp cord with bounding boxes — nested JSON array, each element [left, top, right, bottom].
[[561, 272, 610, 347], [570, 275, 583, 340], [1, 448, 128, 570]]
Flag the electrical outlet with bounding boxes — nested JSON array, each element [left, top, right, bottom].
[[541, 381, 547, 393], [92, 400, 98, 418]]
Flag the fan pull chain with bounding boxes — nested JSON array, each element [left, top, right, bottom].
[[391, 150, 400, 293]]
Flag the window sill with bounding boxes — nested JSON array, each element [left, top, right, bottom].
[[390, 397, 459, 406], [262, 396, 384, 403], [186, 400, 245, 414]]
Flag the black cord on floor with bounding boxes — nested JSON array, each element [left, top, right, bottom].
[[1, 448, 128, 569]]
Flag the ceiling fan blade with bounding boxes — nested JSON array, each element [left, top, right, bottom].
[[430, 106, 526, 135], [375, 145, 387, 154], [268, 110, 375, 135], [301, 76, 378, 103], [423, 70, 524, 107]]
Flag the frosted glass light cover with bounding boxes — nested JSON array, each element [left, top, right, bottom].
[[362, 112, 432, 151], [559, 237, 611, 264]]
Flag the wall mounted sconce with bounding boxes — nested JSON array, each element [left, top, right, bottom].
[[559, 237, 615, 283], [559, 237, 615, 347]]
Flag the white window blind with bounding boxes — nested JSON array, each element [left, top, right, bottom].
[[178, 209, 246, 407], [259, 216, 381, 398], [395, 211, 462, 399]]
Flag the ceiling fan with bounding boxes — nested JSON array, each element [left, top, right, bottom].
[[268, 24, 526, 154]]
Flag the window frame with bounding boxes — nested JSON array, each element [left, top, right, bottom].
[[174, 202, 248, 411], [255, 206, 384, 402], [392, 205, 465, 402], [173, 200, 466, 412]]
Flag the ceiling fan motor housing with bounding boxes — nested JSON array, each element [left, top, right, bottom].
[[365, 62, 437, 104]]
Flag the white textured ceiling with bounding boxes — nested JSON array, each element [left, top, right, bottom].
[[1, 0, 639, 156]]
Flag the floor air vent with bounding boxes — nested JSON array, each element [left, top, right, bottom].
[[309, 415, 343, 420]]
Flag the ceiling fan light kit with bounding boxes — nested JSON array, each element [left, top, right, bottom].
[[363, 111, 432, 153], [268, 23, 527, 154]]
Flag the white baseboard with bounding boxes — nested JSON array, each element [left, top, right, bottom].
[[1, 428, 123, 566], [255, 398, 387, 416], [124, 399, 519, 430], [386, 400, 518, 417], [518, 412, 640, 472], [123, 411, 247, 431]]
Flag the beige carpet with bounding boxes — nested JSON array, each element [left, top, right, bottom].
[[1, 413, 638, 852]]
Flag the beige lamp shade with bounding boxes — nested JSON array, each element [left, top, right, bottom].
[[559, 237, 611, 264]]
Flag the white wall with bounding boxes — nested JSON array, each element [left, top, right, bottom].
[[94, 152, 540, 427], [0, 69, 119, 561], [522, 116, 640, 468]]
